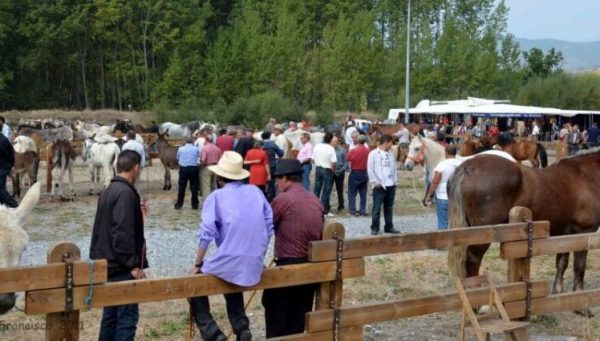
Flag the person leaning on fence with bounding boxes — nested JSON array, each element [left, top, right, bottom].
[[262, 159, 324, 338], [189, 151, 273, 341], [423, 145, 462, 230], [90, 150, 148, 341], [367, 135, 400, 235]]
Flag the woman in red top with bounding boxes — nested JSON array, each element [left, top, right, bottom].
[[244, 140, 270, 196]]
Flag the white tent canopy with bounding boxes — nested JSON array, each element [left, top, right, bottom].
[[388, 97, 600, 120]]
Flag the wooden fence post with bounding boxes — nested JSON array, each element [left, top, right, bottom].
[[315, 223, 345, 310], [46, 143, 53, 194], [45, 242, 81, 341], [507, 207, 532, 283]]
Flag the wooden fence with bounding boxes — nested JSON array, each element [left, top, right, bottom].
[[3, 206, 600, 340]]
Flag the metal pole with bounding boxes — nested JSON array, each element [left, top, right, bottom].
[[404, 0, 411, 124]]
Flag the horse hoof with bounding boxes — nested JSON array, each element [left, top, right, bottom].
[[575, 309, 595, 318]]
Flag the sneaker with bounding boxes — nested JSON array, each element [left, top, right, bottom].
[[371, 229, 379, 235], [325, 212, 335, 217], [384, 228, 401, 234], [174, 204, 182, 210], [239, 329, 252, 341]]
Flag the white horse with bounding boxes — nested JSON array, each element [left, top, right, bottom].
[[403, 134, 447, 183], [0, 182, 40, 314], [160, 121, 215, 138], [12, 135, 37, 153], [83, 138, 120, 195], [283, 129, 324, 150]]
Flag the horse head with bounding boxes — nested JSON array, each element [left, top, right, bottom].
[[404, 134, 425, 171], [0, 182, 41, 314]]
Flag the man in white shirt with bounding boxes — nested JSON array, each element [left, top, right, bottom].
[[393, 123, 410, 148], [273, 124, 289, 158], [122, 130, 147, 167], [424, 145, 462, 230], [344, 121, 358, 147], [531, 121, 540, 141], [367, 135, 399, 235], [312, 132, 337, 216]]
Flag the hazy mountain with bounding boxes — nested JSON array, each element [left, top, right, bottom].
[[516, 38, 600, 72]]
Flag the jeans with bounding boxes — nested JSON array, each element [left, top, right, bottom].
[[301, 163, 312, 190], [333, 172, 345, 210], [0, 167, 17, 208], [436, 199, 449, 230], [176, 166, 199, 209], [189, 292, 249, 341], [371, 185, 396, 232], [267, 164, 277, 201], [313, 166, 333, 213], [348, 171, 368, 214], [99, 273, 139, 341]]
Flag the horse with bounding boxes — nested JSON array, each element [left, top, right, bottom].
[[403, 134, 447, 179], [447, 150, 600, 316], [11, 151, 40, 198], [82, 138, 121, 195], [12, 135, 37, 154], [457, 134, 481, 156], [112, 119, 134, 134], [489, 136, 548, 168], [51, 140, 77, 199], [17, 126, 74, 143], [159, 121, 199, 138], [0, 182, 40, 314], [155, 131, 179, 190]]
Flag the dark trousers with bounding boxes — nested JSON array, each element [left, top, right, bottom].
[[262, 258, 317, 338], [301, 163, 312, 190], [371, 185, 396, 232], [267, 164, 277, 201], [99, 273, 139, 341], [332, 172, 345, 210], [0, 167, 17, 208], [189, 292, 249, 341], [314, 166, 333, 213], [176, 166, 199, 209], [348, 171, 368, 215]]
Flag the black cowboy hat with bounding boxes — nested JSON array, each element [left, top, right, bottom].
[[274, 159, 303, 177]]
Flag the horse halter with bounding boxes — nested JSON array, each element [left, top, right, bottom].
[[406, 142, 426, 166]]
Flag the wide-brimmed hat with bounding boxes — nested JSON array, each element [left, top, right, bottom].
[[208, 151, 249, 180], [274, 159, 303, 177], [273, 124, 284, 132]]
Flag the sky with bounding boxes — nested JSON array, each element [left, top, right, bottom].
[[503, 0, 600, 42]]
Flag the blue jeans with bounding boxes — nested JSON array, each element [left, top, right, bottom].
[[313, 167, 333, 213], [99, 273, 139, 341], [301, 163, 312, 190], [348, 171, 368, 214], [436, 199, 449, 230], [0, 167, 17, 208], [371, 186, 396, 232]]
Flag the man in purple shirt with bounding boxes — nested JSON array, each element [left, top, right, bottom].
[[188, 151, 274, 341]]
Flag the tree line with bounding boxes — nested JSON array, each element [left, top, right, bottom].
[[0, 0, 598, 126]]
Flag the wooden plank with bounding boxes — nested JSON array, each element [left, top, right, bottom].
[[309, 222, 550, 262], [269, 326, 363, 340], [506, 207, 532, 293], [305, 281, 549, 333], [26, 258, 365, 314], [0, 260, 107, 294], [505, 288, 600, 319], [501, 233, 600, 259], [315, 223, 345, 310], [46, 242, 80, 341]]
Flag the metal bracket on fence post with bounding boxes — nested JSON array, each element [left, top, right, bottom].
[[63, 252, 74, 313], [329, 231, 344, 341]]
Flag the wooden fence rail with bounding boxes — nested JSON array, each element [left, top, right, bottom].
[[3, 206, 600, 340]]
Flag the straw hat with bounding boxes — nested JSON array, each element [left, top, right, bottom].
[[273, 124, 284, 132], [208, 151, 250, 180]]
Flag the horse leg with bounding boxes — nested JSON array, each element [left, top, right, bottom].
[[68, 164, 75, 198], [167, 168, 172, 190], [573, 250, 594, 317], [465, 244, 490, 277], [88, 164, 95, 195], [552, 252, 569, 294], [163, 167, 169, 190]]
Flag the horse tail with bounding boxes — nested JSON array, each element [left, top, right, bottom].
[[536, 143, 548, 167], [14, 182, 41, 225], [32, 154, 40, 183], [447, 164, 468, 280]]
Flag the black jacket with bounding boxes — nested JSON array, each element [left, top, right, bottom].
[[0, 133, 14, 169], [90, 176, 148, 277]]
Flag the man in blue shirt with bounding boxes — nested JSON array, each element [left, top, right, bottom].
[[261, 131, 283, 201], [175, 137, 200, 210], [586, 123, 600, 148]]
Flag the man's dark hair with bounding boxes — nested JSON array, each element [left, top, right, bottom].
[[117, 150, 141, 173], [498, 132, 514, 147], [445, 144, 457, 156], [261, 131, 271, 140], [219, 128, 227, 135], [379, 135, 393, 144], [323, 132, 333, 144], [126, 130, 136, 141]]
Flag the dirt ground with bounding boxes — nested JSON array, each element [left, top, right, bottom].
[[1, 115, 599, 340]]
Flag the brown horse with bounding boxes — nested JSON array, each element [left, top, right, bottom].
[[489, 136, 548, 168], [447, 150, 600, 315], [11, 151, 40, 197], [155, 131, 179, 190], [458, 134, 481, 156]]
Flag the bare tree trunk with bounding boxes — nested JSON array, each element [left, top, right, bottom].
[[142, 5, 150, 103], [99, 44, 106, 108]]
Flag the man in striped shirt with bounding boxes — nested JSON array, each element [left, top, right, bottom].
[[367, 135, 400, 235]]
